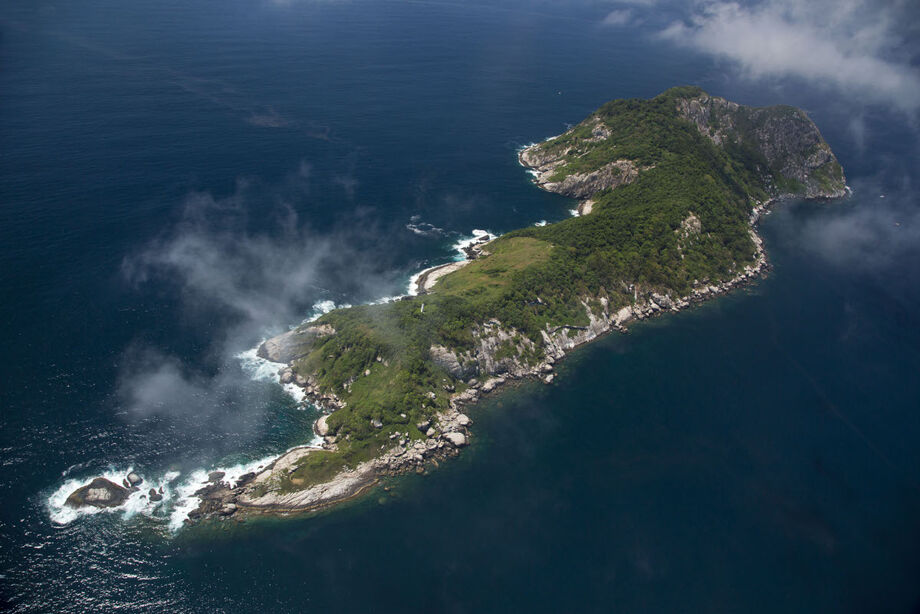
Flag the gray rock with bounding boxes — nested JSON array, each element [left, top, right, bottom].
[[429, 345, 476, 378], [65, 477, 131, 509], [208, 471, 225, 483], [426, 427, 436, 438], [149, 488, 163, 502], [126, 472, 143, 486], [257, 324, 335, 363], [314, 415, 329, 437], [457, 414, 471, 427], [444, 432, 467, 447]]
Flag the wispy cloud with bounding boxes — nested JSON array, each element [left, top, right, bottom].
[[795, 177, 920, 270], [118, 162, 401, 427], [649, 0, 920, 114], [601, 9, 633, 26]]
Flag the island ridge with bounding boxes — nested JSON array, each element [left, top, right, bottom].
[[66, 86, 847, 522]]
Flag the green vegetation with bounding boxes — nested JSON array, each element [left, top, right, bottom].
[[271, 87, 844, 486]]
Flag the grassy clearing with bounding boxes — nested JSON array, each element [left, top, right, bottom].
[[432, 237, 553, 299]]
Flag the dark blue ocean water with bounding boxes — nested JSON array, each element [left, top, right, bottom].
[[2, 0, 919, 611]]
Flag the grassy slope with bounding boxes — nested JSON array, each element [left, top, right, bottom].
[[271, 87, 841, 488]]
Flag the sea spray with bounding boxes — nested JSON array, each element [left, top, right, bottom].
[[47, 467, 174, 526], [166, 454, 277, 531], [237, 347, 306, 402]]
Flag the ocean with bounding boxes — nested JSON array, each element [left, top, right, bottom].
[[1, 0, 919, 611]]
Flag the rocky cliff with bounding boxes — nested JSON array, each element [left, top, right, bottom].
[[675, 92, 846, 199], [522, 87, 846, 203]]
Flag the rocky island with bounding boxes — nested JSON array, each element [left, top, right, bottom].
[[67, 87, 847, 523]]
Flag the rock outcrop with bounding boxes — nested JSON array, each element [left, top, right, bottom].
[[257, 324, 335, 363], [675, 92, 846, 199], [65, 478, 131, 509], [521, 87, 846, 204]]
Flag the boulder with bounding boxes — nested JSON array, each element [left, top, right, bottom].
[[208, 471, 225, 483], [314, 415, 329, 437], [149, 488, 163, 502], [126, 472, 143, 486], [257, 324, 335, 363], [426, 427, 436, 438], [444, 432, 467, 447], [457, 414, 471, 427], [65, 477, 131, 509]]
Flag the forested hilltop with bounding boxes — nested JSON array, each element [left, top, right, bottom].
[[177, 87, 845, 516]]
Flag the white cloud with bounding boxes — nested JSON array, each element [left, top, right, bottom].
[[602, 9, 633, 26], [657, 0, 920, 113]]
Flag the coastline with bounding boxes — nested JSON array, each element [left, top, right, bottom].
[[186, 191, 780, 523], [57, 91, 848, 528], [215, 120, 854, 520]]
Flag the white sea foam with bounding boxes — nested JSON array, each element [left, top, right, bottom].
[[236, 346, 305, 402], [48, 467, 176, 526], [165, 454, 276, 531], [534, 220, 547, 227], [407, 269, 425, 296], [47, 448, 311, 532], [451, 229, 496, 260], [569, 208, 580, 217]]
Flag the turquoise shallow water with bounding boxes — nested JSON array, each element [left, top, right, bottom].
[[1, 0, 919, 611]]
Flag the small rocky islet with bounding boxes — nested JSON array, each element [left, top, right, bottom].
[[66, 86, 846, 523]]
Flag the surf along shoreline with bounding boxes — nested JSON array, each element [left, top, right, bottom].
[[58, 88, 848, 528], [174, 158, 795, 526]]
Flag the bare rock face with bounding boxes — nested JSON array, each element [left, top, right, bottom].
[[257, 324, 335, 363], [521, 140, 639, 200], [444, 432, 467, 447], [65, 477, 131, 509], [429, 345, 474, 379], [675, 93, 846, 199], [314, 414, 329, 437], [538, 159, 639, 200]]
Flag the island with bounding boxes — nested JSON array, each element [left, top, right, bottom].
[[66, 87, 847, 522]]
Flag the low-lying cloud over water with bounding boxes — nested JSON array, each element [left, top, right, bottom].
[[117, 163, 403, 430], [602, 0, 920, 115]]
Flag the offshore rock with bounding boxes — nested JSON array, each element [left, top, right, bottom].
[[65, 477, 131, 509]]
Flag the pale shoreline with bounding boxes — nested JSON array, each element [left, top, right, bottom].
[[412, 260, 470, 294]]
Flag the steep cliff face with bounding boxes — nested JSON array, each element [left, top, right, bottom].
[[522, 87, 846, 203], [675, 93, 846, 199]]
